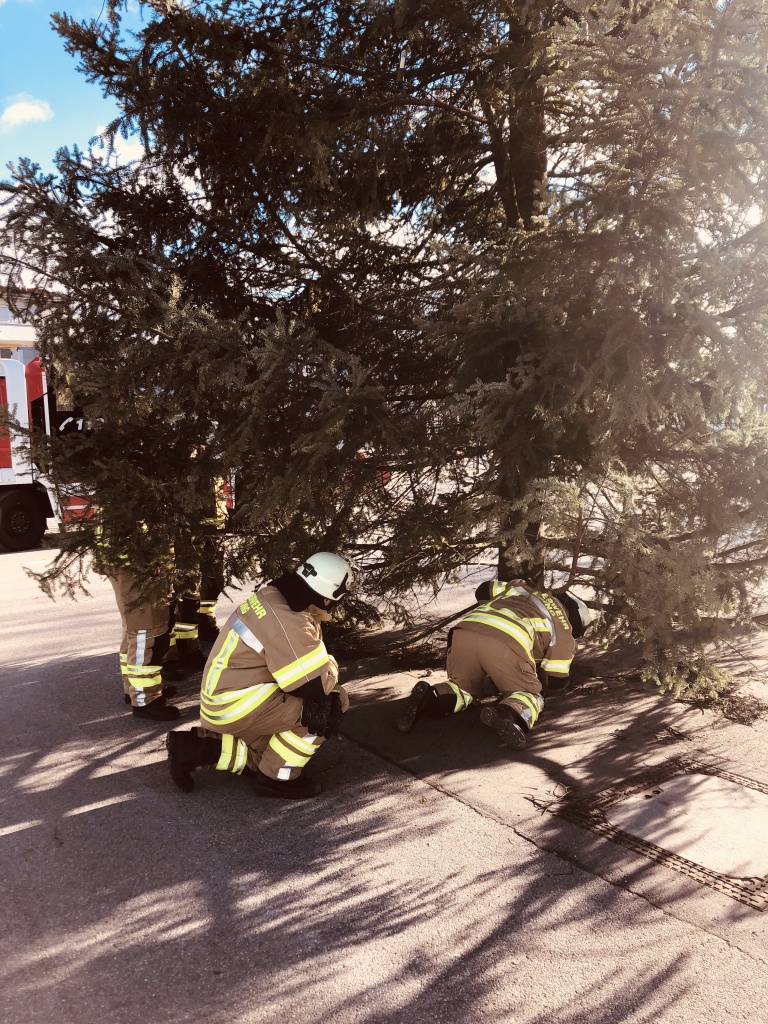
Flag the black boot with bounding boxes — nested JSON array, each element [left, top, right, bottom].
[[397, 679, 447, 733], [166, 730, 221, 791], [131, 697, 181, 722], [177, 641, 208, 671], [124, 683, 177, 705], [251, 770, 322, 800], [480, 704, 528, 749], [161, 659, 187, 683], [197, 616, 220, 643]]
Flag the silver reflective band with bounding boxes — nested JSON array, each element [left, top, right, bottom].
[[231, 616, 265, 653]]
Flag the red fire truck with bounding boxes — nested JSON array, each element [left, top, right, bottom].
[[0, 354, 89, 550]]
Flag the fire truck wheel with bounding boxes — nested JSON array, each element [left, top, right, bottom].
[[0, 490, 46, 552]]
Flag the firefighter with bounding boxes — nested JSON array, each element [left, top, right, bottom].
[[105, 569, 182, 721], [397, 580, 595, 748], [167, 551, 353, 799]]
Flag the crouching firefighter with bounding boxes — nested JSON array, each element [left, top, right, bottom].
[[167, 552, 353, 800], [397, 580, 594, 749]]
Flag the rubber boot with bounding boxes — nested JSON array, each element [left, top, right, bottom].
[[397, 679, 454, 733], [132, 696, 181, 722], [479, 704, 528, 749], [176, 638, 208, 671], [166, 729, 222, 791], [250, 769, 322, 800]]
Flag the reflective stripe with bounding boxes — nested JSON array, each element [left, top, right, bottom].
[[231, 615, 264, 653], [282, 730, 318, 757], [528, 617, 549, 632], [202, 629, 239, 697], [490, 582, 527, 598], [200, 683, 278, 724], [174, 621, 199, 639], [528, 594, 556, 643], [128, 663, 162, 677], [127, 672, 162, 690], [199, 601, 217, 614], [135, 630, 147, 666], [216, 734, 248, 774], [505, 691, 544, 728], [119, 654, 128, 676], [268, 735, 311, 768], [460, 611, 535, 660], [541, 658, 571, 675], [272, 645, 329, 688], [445, 680, 473, 713]]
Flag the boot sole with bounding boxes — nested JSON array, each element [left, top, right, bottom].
[[251, 777, 322, 800], [480, 706, 528, 749], [397, 679, 431, 733]]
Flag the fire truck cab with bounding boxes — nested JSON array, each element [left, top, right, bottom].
[[0, 354, 76, 551]]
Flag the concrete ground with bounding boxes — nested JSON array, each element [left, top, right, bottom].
[[3, 545, 768, 1024]]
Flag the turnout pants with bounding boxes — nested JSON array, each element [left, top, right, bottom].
[[201, 684, 350, 781], [434, 628, 545, 732], [107, 570, 171, 708]]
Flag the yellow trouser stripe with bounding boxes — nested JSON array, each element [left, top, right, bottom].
[[127, 673, 162, 690], [268, 735, 311, 768], [506, 691, 543, 726], [120, 654, 128, 675], [445, 680, 473, 713], [272, 645, 329, 688], [541, 658, 571, 675], [216, 734, 248, 774], [282, 730, 318, 756], [199, 601, 217, 614]]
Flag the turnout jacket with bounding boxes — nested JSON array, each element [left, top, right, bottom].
[[455, 579, 575, 680], [200, 584, 339, 730]]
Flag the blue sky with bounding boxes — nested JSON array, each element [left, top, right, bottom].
[[0, 0, 144, 178]]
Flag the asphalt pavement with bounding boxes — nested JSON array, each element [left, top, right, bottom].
[[2, 545, 768, 1024]]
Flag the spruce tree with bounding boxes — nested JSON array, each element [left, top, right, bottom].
[[3, 0, 768, 686]]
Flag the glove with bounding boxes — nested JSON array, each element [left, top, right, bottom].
[[327, 691, 344, 737], [301, 694, 331, 737]]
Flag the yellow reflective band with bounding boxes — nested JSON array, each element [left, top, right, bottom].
[[215, 734, 248, 774], [129, 673, 162, 690], [202, 630, 239, 698], [282, 730, 318, 756], [491, 582, 526, 597], [199, 601, 217, 614], [200, 683, 278, 725], [127, 664, 163, 677], [541, 658, 571, 675], [528, 617, 549, 632], [445, 680, 473, 713], [508, 692, 543, 725], [174, 622, 199, 639], [268, 735, 310, 768], [120, 654, 128, 675], [217, 733, 234, 771], [272, 645, 329, 688], [461, 612, 535, 660]]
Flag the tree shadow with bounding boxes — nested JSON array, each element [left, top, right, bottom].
[[0, 647, 760, 1024]]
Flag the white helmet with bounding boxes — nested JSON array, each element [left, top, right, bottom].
[[296, 552, 353, 601], [560, 592, 595, 639]]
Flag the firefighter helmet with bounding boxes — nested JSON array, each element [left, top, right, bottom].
[[559, 592, 595, 639], [296, 552, 353, 601]]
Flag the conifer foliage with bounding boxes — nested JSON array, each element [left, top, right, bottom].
[[3, 0, 768, 683]]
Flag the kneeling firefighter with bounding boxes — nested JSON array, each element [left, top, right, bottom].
[[398, 579, 594, 748], [167, 552, 353, 799]]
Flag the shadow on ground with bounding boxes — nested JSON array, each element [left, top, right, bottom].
[[0, 645, 760, 1024]]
